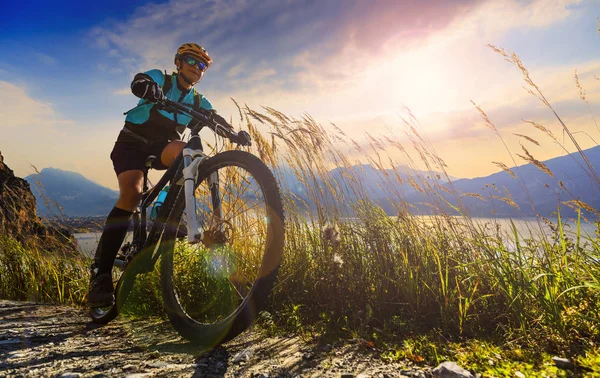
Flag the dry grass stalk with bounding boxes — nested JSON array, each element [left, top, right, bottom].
[[471, 101, 498, 132], [517, 144, 555, 178], [573, 71, 600, 134], [231, 97, 244, 122], [263, 106, 292, 124], [407, 176, 425, 193], [462, 192, 487, 201], [513, 133, 540, 146], [492, 161, 517, 179], [563, 200, 599, 217], [523, 120, 557, 140], [491, 195, 520, 209], [435, 183, 452, 194], [574, 70, 587, 103], [489, 45, 600, 188], [559, 180, 567, 191]]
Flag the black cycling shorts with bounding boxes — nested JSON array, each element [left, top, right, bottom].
[[110, 141, 169, 176]]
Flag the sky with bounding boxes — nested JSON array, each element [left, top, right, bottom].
[[1, 0, 600, 190]]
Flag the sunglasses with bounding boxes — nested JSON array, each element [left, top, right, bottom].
[[182, 55, 208, 71]]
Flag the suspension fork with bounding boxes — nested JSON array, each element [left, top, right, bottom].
[[182, 143, 225, 244]]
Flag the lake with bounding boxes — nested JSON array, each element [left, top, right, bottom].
[[74, 232, 133, 259], [73, 216, 598, 257]]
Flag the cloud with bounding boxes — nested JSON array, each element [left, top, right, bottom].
[[34, 52, 58, 66], [113, 87, 130, 95], [88, 0, 480, 94], [0, 81, 66, 129], [227, 63, 244, 78]]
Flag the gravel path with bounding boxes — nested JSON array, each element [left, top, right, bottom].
[[0, 300, 433, 377]]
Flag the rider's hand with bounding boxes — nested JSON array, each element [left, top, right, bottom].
[[235, 130, 252, 146], [131, 77, 163, 102], [209, 110, 233, 131]]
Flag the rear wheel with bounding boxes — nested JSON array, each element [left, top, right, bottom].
[[160, 150, 285, 347]]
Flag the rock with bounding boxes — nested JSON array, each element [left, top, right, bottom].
[[552, 356, 575, 369], [233, 347, 253, 363], [432, 361, 474, 378], [0, 151, 75, 251], [0, 338, 21, 345], [146, 361, 169, 368], [514, 372, 525, 378], [59, 373, 81, 378], [401, 370, 424, 377]]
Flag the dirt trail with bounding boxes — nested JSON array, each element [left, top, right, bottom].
[[0, 300, 430, 377]]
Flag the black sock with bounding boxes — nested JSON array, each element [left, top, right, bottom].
[[93, 207, 133, 276]]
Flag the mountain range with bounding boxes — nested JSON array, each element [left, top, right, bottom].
[[25, 168, 118, 217], [404, 146, 600, 218], [25, 146, 600, 219]]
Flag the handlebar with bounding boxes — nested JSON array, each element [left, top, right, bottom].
[[155, 97, 252, 147]]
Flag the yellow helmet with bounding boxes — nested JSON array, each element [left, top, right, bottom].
[[175, 43, 212, 68]]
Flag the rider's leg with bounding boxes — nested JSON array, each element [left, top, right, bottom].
[[88, 141, 182, 307], [93, 141, 182, 267], [88, 170, 143, 307], [94, 170, 143, 273]]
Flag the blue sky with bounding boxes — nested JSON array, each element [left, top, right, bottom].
[[2, 0, 600, 189]]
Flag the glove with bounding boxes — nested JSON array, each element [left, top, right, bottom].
[[235, 130, 252, 146], [131, 75, 163, 102], [209, 110, 233, 130]]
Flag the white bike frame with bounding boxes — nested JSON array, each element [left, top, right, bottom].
[[181, 147, 221, 244]]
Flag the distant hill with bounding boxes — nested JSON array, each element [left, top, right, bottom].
[[275, 163, 456, 214], [403, 146, 600, 218], [25, 168, 118, 217], [25, 145, 600, 219]]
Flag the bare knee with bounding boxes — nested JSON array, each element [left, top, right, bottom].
[[116, 170, 144, 212], [118, 187, 142, 208], [161, 141, 186, 167]]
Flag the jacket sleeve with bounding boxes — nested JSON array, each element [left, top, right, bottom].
[[130, 69, 164, 98], [199, 96, 213, 111]]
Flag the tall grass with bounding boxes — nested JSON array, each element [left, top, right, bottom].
[[0, 235, 88, 304], [234, 47, 600, 350]]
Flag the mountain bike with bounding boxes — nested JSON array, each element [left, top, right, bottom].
[[89, 98, 285, 348]]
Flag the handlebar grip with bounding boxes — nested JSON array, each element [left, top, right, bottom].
[[232, 130, 252, 146]]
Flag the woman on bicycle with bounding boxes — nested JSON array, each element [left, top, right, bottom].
[[88, 43, 232, 307]]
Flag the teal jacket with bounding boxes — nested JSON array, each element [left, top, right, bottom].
[[122, 69, 213, 143]]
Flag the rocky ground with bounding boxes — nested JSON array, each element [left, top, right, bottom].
[[0, 300, 472, 378]]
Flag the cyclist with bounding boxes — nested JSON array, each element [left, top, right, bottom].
[[87, 43, 232, 307]]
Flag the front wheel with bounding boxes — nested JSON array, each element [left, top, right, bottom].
[[160, 150, 285, 347]]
